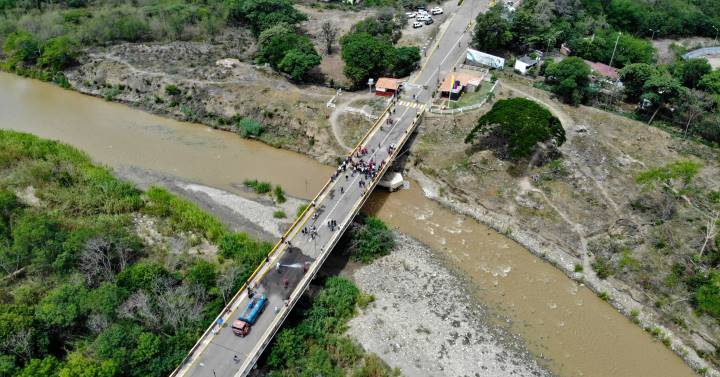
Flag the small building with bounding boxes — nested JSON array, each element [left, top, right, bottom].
[[465, 48, 505, 70], [514, 55, 539, 75], [374, 77, 401, 97], [583, 60, 619, 81], [439, 72, 482, 99]]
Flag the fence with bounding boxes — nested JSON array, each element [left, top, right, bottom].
[[429, 79, 499, 115]]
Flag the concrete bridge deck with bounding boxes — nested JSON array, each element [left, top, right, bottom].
[[171, 0, 483, 374]]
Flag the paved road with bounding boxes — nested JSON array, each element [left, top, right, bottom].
[[173, 1, 485, 376]]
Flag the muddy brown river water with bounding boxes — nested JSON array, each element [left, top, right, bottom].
[[0, 72, 696, 377]]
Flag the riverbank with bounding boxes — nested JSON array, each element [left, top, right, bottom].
[[114, 167, 552, 375], [0, 71, 704, 376], [407, 77, 720, 375]]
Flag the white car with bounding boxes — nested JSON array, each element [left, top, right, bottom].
[[406, 12, 416, 18], [416, 14, 431, 21], [431, 7, 443, 15], [412, 21, 423, 28]]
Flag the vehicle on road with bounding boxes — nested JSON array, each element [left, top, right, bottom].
[[431, 6, 443, 14], [412, 21, 423, 28], [232, 294, 268, 337], [406, 11, 416, 18], [424, 18, 434, 25]]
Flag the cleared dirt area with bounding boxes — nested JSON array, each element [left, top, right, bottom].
[[408, 76, 720, 373], [652, 36, 719, 65]]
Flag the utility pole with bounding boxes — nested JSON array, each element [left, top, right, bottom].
[[609, 32, 621, 68], [713, 26, 719, 45]]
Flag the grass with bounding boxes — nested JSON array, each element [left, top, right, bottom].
[[243, 179, 272, 194], [273, 210, 286, 219], [273, 185, 286, 204], [448, 81, 495, 109], [296, 203, 309, 218], [143, 186, 225, 242]]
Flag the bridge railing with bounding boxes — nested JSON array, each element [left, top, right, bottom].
[[236, 107, 426, 377], [169, 95, 396, 377]]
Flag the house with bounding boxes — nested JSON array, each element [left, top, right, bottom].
[[514, 55, 539, 75], [465, 48, 505, 69], [374, 77, 401, 97], [584, 60, 619, 81], [439, 72, 482, 99]]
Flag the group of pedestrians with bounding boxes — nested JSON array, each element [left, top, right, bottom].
[[302, 225, 318, 240], [327, 219, 338, 231]]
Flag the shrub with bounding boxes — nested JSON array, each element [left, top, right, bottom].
[[273, 210, 286, 218], [296, 203, 309, 218], [273, 185, 286, 203], [349, 216, 394, 263], [465, 98, 565, 160], [592, 256, 614, 279], [237, 118, 264, 138], [164, 84, 181, 96], [544, 57, 591, 105]]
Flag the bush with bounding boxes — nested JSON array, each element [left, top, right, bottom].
[[592, 256, 614, 279], [165, 84, 181, 96], [273, 185, 286, 203], [237, 118, 264, 138], [143, 186, 225, 241], [465, 98, 566, 160], [243, 179, 272, 194], [296, 203, 309, 218], [349, 216, 394, 263], [37, 35, 79, 71], [273, 210, 286, 218], [544, 57, 591, 105]]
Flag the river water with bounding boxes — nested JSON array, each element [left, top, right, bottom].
[[0, 72, 696, 377]]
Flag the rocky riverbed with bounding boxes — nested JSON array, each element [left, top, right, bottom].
[[347, 232, 551, 377]]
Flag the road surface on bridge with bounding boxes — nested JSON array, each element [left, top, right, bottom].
[[172, 1, 485, 375]]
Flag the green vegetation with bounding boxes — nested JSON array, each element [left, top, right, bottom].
[[296, 203, 309, 218], [465, 98, 565, 160], [243, 179, 272, 194], [256, 23, 320, 81], [236, 117, 265, 138], [264, 276, 399, 376], [273, 185, 286, 204], [272, 210, 286, 219], [568, 30, 654, 69], [0, 130, 269, 377], [543, 57, 591, 105], [340, 13, 419, 87], [348, 216, 395, 263], [471, 5, 512, 52]]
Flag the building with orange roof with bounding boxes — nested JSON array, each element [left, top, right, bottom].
[[375, 77, 401, 97]]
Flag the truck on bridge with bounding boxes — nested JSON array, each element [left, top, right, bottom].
[[232, 294, 268, 337]]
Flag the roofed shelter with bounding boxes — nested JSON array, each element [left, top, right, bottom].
[[439, 72, 482, 99], [375, 77, 401, 97]]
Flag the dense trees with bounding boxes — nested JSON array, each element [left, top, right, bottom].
[[348, 216, 395, 263], [226, 0, 306, 36], [544, 57, 591, 105], [567, 30, 654, 68], [472, 5, 512, 52], [256, 23, 320, 81], [0, 130, 274, 376], [465, 98, 566, 160]]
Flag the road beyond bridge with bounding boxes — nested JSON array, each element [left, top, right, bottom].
[[172, 1, 483, 375]]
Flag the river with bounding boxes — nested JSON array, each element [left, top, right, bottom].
[[0, 72, 696, 377]]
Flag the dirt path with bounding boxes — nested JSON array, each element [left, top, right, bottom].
[[328, 92, 380, 151], [499, 80, 622, 217]]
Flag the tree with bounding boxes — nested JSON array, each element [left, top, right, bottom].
[[320, 21, 337, 54], [472, 5, 512, 52], [57, 353, 118, 377], [185, 259, 217, 290], [349, 217, 394, 263], [3, 31, 41, 65], [671, 58, 712, 89], [674, 89, 713, 136], [568, 29, 655, 68], [641, 74, 684, 124], [465, 98, 566, 160], [544, 57, 591, 105], [278, 48, 321, 81], [37, 35, 79, 71], [34, 283, 90, 329], [619, 63, 657, 102], [216, 265, 241, 305], [340, 32, 394, 87], [390, 46, 420, 77], [225, 0, 306, 36]]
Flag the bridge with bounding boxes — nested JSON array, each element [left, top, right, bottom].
[[171, 1, 482, 375]]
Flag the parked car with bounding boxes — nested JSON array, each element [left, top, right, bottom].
[[416, 14, 430, 21], [431, 6, 443, 15], [424, 17, 434, 25], [412, 21, 423, 28], [406, 11, 416, 18], [416, 5, 426, 11]]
